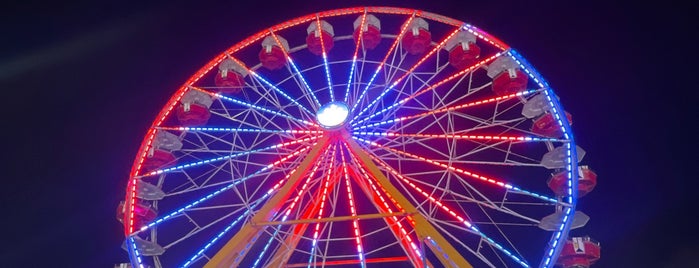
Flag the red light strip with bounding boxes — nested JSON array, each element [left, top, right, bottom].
[[343, 143, 424, 266], [139, 135, 320, 177], [340, 148, 366, 265], [356, 137, 509, 185], [350, 13, 415, 113], [395, 28, 461, 84], [368, 153, 475, 228], [311, 145, 338, 246], [354, 89, 537, 130], [270, 167, 297, 194], [345, 11, 367, 103], [375, 13, 416, 71], [286, 256, 409, 267], [351, 27, 462, 122], [402, 52, 501, 103], [282, 147, 330, 220]]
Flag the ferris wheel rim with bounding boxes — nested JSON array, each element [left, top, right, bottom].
[[122, 6, 580, 268]]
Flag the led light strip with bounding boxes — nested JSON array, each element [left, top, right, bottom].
[[135, 145, 312, 233], [353, 132, 562, 143], [141, 136, 319, 177], [181, 196, 265, 267], [369, 153, 529, 267], [128, 237, 145, 268], [250, 148, 329, 268], [222, 55, 314, 115], [343, 143, 423, 264], [315, 16, 335, 102], [505, 50, 578, 268], [345, 12, 367, 103], [269, 31, 322, 109], [181, 169, 294, 267], [351, 28, 462, 123], [352, 52, 502, 127], [353, 89, 539, 130], [340, 147, 366, 267], [128, 128, 159, 233], [350, 14, 416, 114], [191, 86, 318, 127], [461, 24, 507, 50], [353, 137, 557, 203], [307, 145, 338, 266]]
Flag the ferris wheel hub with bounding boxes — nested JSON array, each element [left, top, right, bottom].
[[316, 101, 349, 129]]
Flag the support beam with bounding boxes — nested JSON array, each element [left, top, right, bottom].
[[258, 212, 410, 226], [345, 144, 425, 267], [204, 136, 330, 268], [266, 147, 344, 267], [344, 135, 473, 268], [265, 191, 323, 267]]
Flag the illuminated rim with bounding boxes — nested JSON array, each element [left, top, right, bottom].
[[122, 7, 579, 268]]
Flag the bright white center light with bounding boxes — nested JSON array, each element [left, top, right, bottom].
[[316, 101, 349, 129]]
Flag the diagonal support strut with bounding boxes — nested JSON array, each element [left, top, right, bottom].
[[343, 133, 473, 268], [204, 135, 330, 268]]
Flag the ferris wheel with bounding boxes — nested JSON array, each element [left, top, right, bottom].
[[117, 7, 600, 268]]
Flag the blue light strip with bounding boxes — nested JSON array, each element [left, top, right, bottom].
[[287, 57, 322, 109], [351, 99, 404, 127], [141, 136, 319, 177], [350, 14, 416, 115], [472, 229, 529, 267], [350, 27, 465, 125], [506, 49, 579, 268], [307, 246, 314, 267], [350, 77, 400, 124], [250, 71, 314, 115], [350, 63, 383, 114], [252, 223, 282, 268], [345, 12, 365, 104], [127, 237, 145, 268], [210, 91, 318, 127], [344, 55, 358, 103], [181, 198, 266, 267], [322, 52, 335, 101], [136, 145, 312, 233]]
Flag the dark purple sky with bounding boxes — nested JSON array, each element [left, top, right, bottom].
[[1, 0, 693, 267]]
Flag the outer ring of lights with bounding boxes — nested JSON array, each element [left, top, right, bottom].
[[122, 7, 579, 268]]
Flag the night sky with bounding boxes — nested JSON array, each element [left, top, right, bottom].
[[1, 1, 694, 267]]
